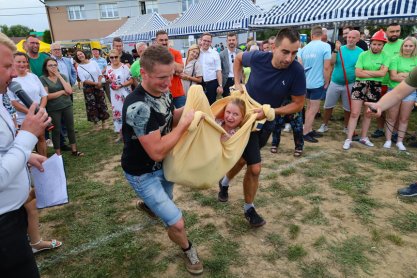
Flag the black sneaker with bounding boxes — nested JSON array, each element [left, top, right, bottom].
[[244, 207, 266, 227], [371, 129, 385, 138], [218, 181, 229, 202], [303, 132, 319, 143], [398, 183, 417, 197], [310, 130, 323, 138]]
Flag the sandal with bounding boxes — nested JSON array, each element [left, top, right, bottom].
[[30, 239, 62, 254], [71, 150, 84, 157], [293, 149, 303, 157], [270, 147, 278, 153]]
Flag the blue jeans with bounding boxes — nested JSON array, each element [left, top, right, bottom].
[[124, 170, 182, 226], [271, 112, 304, 150], [173, 95, 186, 108]]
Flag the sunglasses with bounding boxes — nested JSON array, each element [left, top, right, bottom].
[[231, 54, 234, 63], [109, 56, 119, 59], [47, 64, 58, 67]]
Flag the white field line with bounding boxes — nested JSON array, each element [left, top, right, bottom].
[[263, 150, 327, 174], [37, 222, 151, 270]]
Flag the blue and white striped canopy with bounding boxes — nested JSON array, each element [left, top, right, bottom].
[[250, 0, 417, 28], [165, 0, 263, 38], [104, 13, 170, 43]]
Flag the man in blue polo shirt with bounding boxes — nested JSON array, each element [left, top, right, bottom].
[[217, 28, 306, 227]]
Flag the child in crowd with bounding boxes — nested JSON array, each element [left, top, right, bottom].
[[216, 98, 246, 142]]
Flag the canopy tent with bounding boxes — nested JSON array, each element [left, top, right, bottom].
[[104, 13, 170, 43], [249, 0, 417, 29], [164, 0, 263, 38], [16, 39, 50, 54]]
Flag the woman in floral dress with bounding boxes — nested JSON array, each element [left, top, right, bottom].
[[105, 49, 133, 142]]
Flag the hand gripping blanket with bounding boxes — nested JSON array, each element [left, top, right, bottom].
[[163, 85, 275, 189]]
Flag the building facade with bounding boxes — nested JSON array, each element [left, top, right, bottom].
[[45, 0, 201, 41]]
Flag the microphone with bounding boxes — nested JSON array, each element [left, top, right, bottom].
[[9, 81, 54, 131]]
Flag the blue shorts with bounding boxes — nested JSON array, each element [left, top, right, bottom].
[[306, 86, 325, 100], [124, 169, 182, 226], [387, 88, 417, 102]]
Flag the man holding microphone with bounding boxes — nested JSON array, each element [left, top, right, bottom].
[[0, 32, 51, 277]]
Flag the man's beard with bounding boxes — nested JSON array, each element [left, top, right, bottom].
[[388, 36, 399, 42]]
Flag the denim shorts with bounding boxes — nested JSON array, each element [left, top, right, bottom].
[[124, 169, 182, 226], [306, 86, 325, 100], [386, 88, 417, 102]]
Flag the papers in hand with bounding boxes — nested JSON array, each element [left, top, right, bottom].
[[31, 154, 68, 209]]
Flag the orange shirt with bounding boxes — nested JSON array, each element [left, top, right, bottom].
[[169, 48, 185, 98]]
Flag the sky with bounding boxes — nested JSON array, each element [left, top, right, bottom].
[[0, 0, 281, 32]]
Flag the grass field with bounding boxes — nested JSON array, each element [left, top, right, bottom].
[[36, 90, 417, 277]]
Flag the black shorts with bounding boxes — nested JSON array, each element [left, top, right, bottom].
[[242, 121, 274, 165]]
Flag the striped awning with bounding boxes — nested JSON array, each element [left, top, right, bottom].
[[164, 0, 263, 38], [104, 13, 170, 43], [250, 0, 417, 28]]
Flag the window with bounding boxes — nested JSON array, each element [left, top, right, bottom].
[[138, 0, 157, 14], [182, 0, 199, 12], [146, 1, 158, 13], [140, 1, 146, 15], [67, 5, 85, 20], [100, 3, 119, 19]]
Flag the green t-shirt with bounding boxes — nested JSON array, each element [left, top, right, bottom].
[[29, 52, 49, 77], [40, 75, 72, 112], [405, 66, 417, 87], [130, 59, 141, 80], [388, 56, 417, 88], [355, 50, 389, 82], [382, 39, 403, 85]]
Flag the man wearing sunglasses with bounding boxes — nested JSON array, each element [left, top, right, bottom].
[[220, 32, 242, 97]]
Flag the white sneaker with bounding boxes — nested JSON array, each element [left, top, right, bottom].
[[283, 123, 291, 132], [396, 142, 407, 151], [359, 137, 374, 147], [46, 139, 53, 148], [383, 140, 392, 149], [343, 139, 351, 150], [343, 127, 348, 134], [317, 124, 329, 133]]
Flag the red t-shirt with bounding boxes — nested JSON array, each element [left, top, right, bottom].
[[169, 48, 185, 98]]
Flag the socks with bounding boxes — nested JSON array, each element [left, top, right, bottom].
[[244, 203, 254, 212], [182, 240, 192, 252], [221, 176, 230, 187]]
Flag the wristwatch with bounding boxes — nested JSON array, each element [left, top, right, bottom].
[[333, 50, 339, 54], [218, 84, 222, 87]]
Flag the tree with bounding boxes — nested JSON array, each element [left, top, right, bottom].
[[43, 30, 52, 44], [0, 24, 34, 37]]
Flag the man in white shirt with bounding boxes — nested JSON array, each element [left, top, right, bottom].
[[0, 32, 51, 277], [198, 33, 223, 104], [220, 33, 242, 97]]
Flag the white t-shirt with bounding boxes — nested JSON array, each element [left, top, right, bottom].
[[8, 73, 48, 124], [77, 60, 101, 83], [199, 47, 221, 82]]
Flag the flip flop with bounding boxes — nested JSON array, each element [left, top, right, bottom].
[[270, 147, 278, 153], [30, 239, 62, 254]]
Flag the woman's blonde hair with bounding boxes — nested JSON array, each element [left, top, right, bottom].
[[109, 49, 120, 58], [400, 36, 417, 57], [186, 44, 200, 63]]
